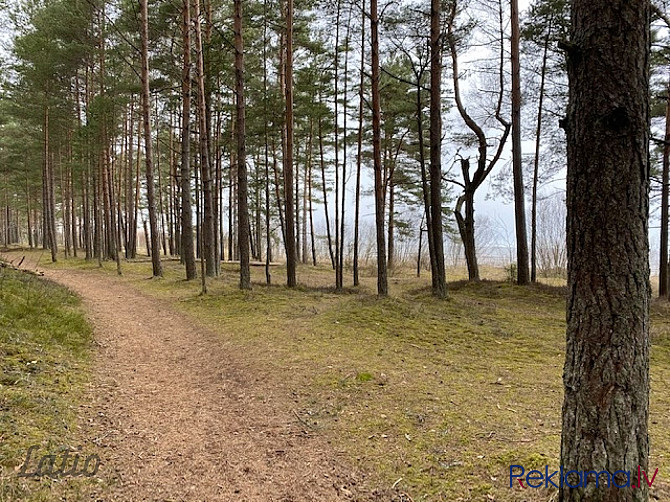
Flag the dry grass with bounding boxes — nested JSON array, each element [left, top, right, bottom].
[[6, 249, 670, 501]]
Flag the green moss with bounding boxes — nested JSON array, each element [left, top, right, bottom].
[[356, 372, 374, 382], [0, 267, 97, 501]]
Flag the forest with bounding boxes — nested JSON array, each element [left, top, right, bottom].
[[0, 0, 578, 292], [0, 0, 667, 500]]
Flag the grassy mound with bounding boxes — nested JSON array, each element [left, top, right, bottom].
[[0, 266, 94, 501]]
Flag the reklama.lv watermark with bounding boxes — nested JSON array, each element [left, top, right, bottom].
[[510, 464, 659, 489]]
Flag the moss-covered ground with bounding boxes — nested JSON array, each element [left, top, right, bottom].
[[0, 265, 98, 501], [9, 251, 670, 501]]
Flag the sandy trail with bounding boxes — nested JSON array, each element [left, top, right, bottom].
[[5, 252, 376, 501]]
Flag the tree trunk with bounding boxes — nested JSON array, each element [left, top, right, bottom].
[[302, 145, 309, 264], [235, 0, 251, 290], [318, 114, 335, 269], [283, 0, 297, 287], [429, 0, 446, 297], [271, 137, 287, 252], [353, 0, 365, 287], [155, 109, 168, 257], [370, 0, 387, 296], [263, 0, 272, 285], [560, 1, 650, 501], [455, 186, 479, 281], [26, 183, 33, 249], [44, 101, 57, 263], [333, 0, 341, 288], [339, 8, 351, 289], [418, 84, 437, 291], [193, 0, 216, 277], [531, 25, 552, 283], [387, 177, 394, 269], [660, 75, 670, 298], [510, 0, 530, 285], [181, 0, 197, 280], [140, 0, 163, 277]]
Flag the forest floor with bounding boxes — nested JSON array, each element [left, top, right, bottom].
[[2, 249, 670, 501]]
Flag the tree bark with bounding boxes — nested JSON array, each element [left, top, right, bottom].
[[193, 0, 216, 277], [140, 0, 163, 277], [454, 185, 478, 281], [429, 0, 446, 297], [44, 100, 57, 263], [660, 74, 670, 297], [370, 0, 387, 296], [235, 0, 251, 290], [510, 0, 530, 285], [181, 0, 197, 280], [353, 0, 365, 287], [560, 1, 650, 500], [283, 0, 297, 287]]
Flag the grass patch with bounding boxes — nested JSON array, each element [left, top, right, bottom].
[[0, 266, 96, 501], [15, 250, 670, 501]]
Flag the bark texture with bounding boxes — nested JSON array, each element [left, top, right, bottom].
[[560, 1, 651, 500], [429, 0, 446, 298], [235, 0, 251, 290], [284, 0, 297, 287]]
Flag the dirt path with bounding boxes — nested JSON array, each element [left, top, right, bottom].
[[6, 253, 376, 501]]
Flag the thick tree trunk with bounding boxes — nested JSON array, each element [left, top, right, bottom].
[[235, 0, 251, 290], [560, 1, 650, 501], [429, 0, 446, 297], [283, 0, 297, 287], [455, 187, 479, 282], [140, 0, 163, 277]]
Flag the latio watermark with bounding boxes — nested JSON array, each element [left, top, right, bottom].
[[17, 445, 101, 479], [510, 464, 659, 490]]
